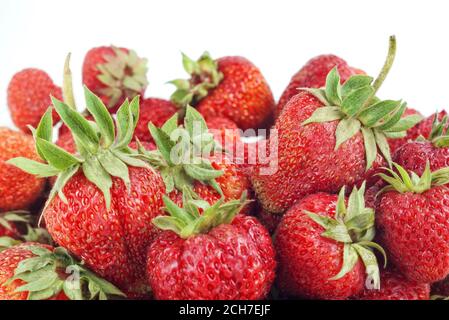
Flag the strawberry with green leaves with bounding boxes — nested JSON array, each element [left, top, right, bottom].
[[0, 243, 124, 300], [377, 163, 449, 283], [8, 89, 166, 296], [170, 52, 275, 130], [147, 192, 276, 300], [251, 36, 421, 215]]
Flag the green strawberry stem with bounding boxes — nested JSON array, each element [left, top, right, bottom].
[[153, 190, 249, 239], [305, 183, 386, 289], [7, 246, 125, 300], [370, 35, 397, 100], [63, 53, 76, 110]]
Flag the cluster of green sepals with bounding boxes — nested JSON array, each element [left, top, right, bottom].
[[303, 36, 422, 170], [419, 113, 449, 148], [170, 52, 223, 109], [305, 183, 386, 289], [137, 105, 224, 198], [379, 162, 449, 194], [0, 211, 52, 252], [153, 190, 249, 239], [97, 46, 149, 108], [8, 88, 150, 211], [6, 245, 124, 300]]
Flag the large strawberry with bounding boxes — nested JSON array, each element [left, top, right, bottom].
[[8, 89, 166, 296], [394, 113, 449, 175], [251, 36, 420, 214], [7, 68, 62, 133], [376, 163, 449, 283], [274, 184, 385, 299], [170, 52, 275, 130], [0, 243, 123, 300], [83, 46, 148, 112], [353, 269, 430, 300], [147, 192, 276, 300], [139, 106, 250, 208], [0, 128, 46, 211], [276, 54, 362, 118]]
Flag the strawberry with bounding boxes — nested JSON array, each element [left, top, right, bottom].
[[170, 53, 275, 130], [376, 163, 449, 283], [147, 193, 276, 300], [0, 128, 46, 211], [353, 270, 430, 300], [393, 113, 449, 175], [276, 54, 362, 118], [274, 184, 385, 300], [7, 69, 62, 133], [8, 89, 166, 296], [205, 116, 241, 148], [141, 107, 251, 209], [0, 243, 124, 300], [133, 98, 178, 142], [82, 46, 148, 112], [387, 107, 423, 153], [252, 37, 420, 214]]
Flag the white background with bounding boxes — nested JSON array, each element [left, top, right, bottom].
[[1, 0, 448, 129]]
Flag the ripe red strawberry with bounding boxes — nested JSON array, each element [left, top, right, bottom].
[[143, 107, 251, 210], [376, 163, 449, 283], [0, 128, 46, 211], [83, 46, 148, 112], [7, 69, 62, 133], [276, 54, 362, 117], [8, 90, 166, 296], [205, 116, 240, 148], [171, 53, 275, 130], [0, 243, 124, 300], [133, 98, 178, 142], [147, 194, 276, 300], [353, 270, 430, 300], [387, 107, 423, 153], [393, 113, 449, 175], [252, 37, 418, 214], [274, 184, 385, 299]]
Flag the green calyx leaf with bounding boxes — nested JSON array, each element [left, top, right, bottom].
[[8, 246, 125, 300], [138, 106, 223, 196], [0, 237, 22, 252], [9, 75, 148, 211], [302, 36, 421, 170], [170, 52, 224, 108], [97, 46, 148, 109], [153, 191, 249, 239], [305, 183, 385, 288], [378, 161, 449, 194], [425, 113, 449, 148]]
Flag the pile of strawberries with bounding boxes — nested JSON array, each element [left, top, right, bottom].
[[1, 36, 448, 300]]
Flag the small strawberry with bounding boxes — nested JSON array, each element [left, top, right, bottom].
[[0, 128, 46, 211], [170, 53, 275, 130], [276, 54, 362, 117], [0, 243, 124, 300], [7, 69, 62, 132], [393, 113, 449, 175], [252, 36, 420, 214], [274, 184, 386, 299], [376, 163, 449, 283], [353, 270, 430, 300], [82, 46, 148, 112], [133, 98, 178, 142], [8, 89, 166, 296], [147, 193, 276, 300]]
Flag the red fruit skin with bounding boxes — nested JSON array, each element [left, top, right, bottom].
[[0, 243, 68, 300], [206, 116, 241, 148], [377, 186, 449, 283], [274, 193, 365, 299], [197, 57, 275, 130], [133, 98, 178, 142], [0, 128, 46, 211], [7, 69, 62, 133], [251, 91, 384, 214], [276, 55, 359, 118], [43, 167, 165, 295], [387, 108, 423, 154], [353, 270, 430, 300], [147, 215, 276, 300]]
